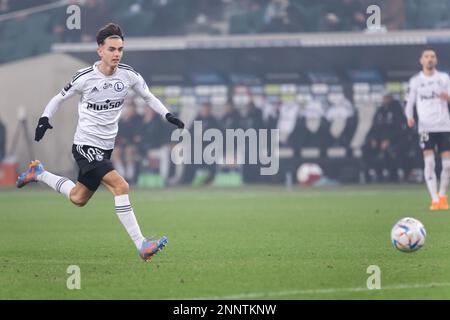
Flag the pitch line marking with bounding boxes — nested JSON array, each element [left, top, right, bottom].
[[179, 282, 450, 300]]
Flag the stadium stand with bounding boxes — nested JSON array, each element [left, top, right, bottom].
[[2, 0, 450, 64], [2, 0, 450, 186]]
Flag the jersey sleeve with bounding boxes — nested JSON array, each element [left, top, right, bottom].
[[404, 77, 417, 120], [130, 71, 170, 116], [41, 71, 85, 118], [446, 74, 450, 95]]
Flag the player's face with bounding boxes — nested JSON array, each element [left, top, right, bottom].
[[420, 50, 437, 71], [97, 38, 123, 68]]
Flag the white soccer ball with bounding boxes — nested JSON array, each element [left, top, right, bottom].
[[297, 163, 323, 186], [391, 217, 426, 253]]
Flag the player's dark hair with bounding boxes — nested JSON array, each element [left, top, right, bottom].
[[421, 46, 436, 56], [96, 23, 124, 46]]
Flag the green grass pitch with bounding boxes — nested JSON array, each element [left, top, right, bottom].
[[1, 185, 450, 299]]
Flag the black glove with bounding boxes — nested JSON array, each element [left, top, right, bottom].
[[165, 113, 184, 129], [35, 117, 53, 141]]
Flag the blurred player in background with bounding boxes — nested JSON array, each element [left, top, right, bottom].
[[405, 48, 450, 211], [16, 23, 184, 261]]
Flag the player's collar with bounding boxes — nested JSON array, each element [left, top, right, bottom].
[[421, 69, 438, 78], [93, 61, 118, 78]]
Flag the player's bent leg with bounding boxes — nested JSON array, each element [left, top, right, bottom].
[[101, 170, 168, 262], [17, 160, 77, 200], [101, 170, 129, 195], [69, 182, 95, 207], [16, 160, 45, 188], [138, 236, 168, 262], [423, 150, 440, 210], [438, 151, 450, 210]]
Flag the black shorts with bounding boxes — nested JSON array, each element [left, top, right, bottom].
[[419, 132, 450, 153], [72, 144, 114, 192]]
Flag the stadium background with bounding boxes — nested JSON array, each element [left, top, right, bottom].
[[2, 0, 450, 301], [1, 0, 450, 187]]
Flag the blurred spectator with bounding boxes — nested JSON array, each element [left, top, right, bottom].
[[228, 0, 266, 34], [1, 0, 450, 65], [263, 0, 289, 32], [261, 97, 278, 129], [0, 115, 5, 161], [185, 103, 222, 185], [362, 94, 407, 182], [242, 99, 264, 130], [296, 99, 329, 157], [111, 0, 156, 37], [139, 107, 167, 154], [320, 0, 366, 31], [188, 13, 221, 35], [80, 0, 113, 42], [291, 0, 325, 32], [241, 99, 264, 182], [277, 100, 299, 148], [146, 0, 190, 36], [362, 0, 405, 31], [404, 0, 450, 29], [138, 106, 173, 182], [220, 101, 241, 165], [112, 99, 142, 184], [195, 102, 222, 131], [325, 95, 358, 156], [221, 101, 241, 131], [49, 0, 82, 43]]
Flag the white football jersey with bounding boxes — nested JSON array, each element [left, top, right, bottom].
[[42, 61, 169, 149], [405, 70, 450, 133]]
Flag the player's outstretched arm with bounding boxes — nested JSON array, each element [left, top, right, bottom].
[[405, 77, 417, 128], [131, 71, 184, 129], [34, 93, 68, 141], [165, 113, 184, 129], [35, 116, 53, 141], [35, 71, 84, 142]]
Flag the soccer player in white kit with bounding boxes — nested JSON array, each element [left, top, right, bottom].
[[16, 23, 184, 261], [405, 48, 450, 211]]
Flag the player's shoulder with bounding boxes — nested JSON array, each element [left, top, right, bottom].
[[71, 65, 95, 83], [409, 72, 421, 83], [407, 72, 422, 88], [117, 63, 140, 76], [437, 70, 450, 80]]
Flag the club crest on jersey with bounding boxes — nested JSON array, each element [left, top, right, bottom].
[[95, 154, 104, 161], [114, 81, 124, 92]]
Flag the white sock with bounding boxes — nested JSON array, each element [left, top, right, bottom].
[[424, 154, 439, 202], [114, 194, 145, 250], [439, 157, 450, 197], [36, 171, 75, 199]]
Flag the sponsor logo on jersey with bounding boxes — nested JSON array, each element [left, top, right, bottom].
[[114, 81, 124, 92], [419, 91, 440, 101], [103, 82, 112, 90], [87, 99, 124, 111]]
